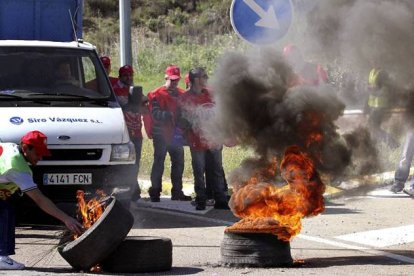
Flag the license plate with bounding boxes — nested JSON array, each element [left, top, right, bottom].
[[43, 173, 92, 185]]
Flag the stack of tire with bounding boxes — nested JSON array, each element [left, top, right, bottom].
[[58, 196, 172, 273]]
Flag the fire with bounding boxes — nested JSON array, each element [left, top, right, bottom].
[[74, 190, 107, 239], [226, 145, 325, 241]]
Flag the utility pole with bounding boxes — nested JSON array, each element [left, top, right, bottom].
[[119, 0, 132, 67]]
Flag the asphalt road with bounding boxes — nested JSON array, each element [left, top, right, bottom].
[[3, 185, 414, 275]]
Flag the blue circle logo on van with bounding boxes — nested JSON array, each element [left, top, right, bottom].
[[10, 117, 24, 125]]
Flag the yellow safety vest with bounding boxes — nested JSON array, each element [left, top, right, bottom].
[[368, 68, 388, 108]]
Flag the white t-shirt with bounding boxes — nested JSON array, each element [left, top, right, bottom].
[[0, 170, 37, 193]]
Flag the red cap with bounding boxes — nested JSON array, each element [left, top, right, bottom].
[[119, 65, 134, 76], [100, 56, 111, 68], [21, 130, 51, 157], [165, 65, 181, 80]]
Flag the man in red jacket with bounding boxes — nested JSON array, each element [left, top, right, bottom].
[[147, 65, 192, 202], [112, 65, 144, 204], [178, 67, 229, 210]]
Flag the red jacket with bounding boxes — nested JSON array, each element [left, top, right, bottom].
[[112, 80, 129, 106], [148, 86, 185, 142], [179, 88, 215, 150]]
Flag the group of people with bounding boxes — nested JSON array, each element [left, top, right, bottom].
[[101, 57, 230, 211]]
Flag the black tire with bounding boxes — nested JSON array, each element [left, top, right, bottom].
[[221, 232, 293, 267], [58, 197, 134, 270], [101, 236, 173, 273]]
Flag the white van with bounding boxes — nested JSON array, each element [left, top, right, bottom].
[[0, 40, 135, 216]]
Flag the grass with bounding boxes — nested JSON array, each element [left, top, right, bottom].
[[139, 137, 254, 181]]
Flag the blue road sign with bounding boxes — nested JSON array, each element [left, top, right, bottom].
[[230, 0, 293, 45]]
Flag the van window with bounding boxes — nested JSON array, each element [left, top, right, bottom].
[[0, 47, 112, 100]]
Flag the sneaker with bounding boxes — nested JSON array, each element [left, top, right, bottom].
[[390, 182, 405, 193], [0, 256, 25, 270], [171, 194, 192, 201], [195, 201, 206, 210], [403, 187, 414, 197], [150, 197, 160, 202], [214, 201, 230, 210], [206, 199, 215, 206]]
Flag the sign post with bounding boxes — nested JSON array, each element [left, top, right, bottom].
[[230, 0, 293, 45]]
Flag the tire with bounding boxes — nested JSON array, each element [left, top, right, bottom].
[[221, 232, 293, 267], [101, 236, 173, 273], [58, 197, 134, 270]]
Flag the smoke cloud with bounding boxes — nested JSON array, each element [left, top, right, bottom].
[[198, 0, 414, 182], [204, 47, 351, 177]]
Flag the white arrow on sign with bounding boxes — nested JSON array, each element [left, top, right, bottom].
[[243, 0, 280, 29]]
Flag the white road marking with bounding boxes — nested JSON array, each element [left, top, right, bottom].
[[299, 234, 414, 264], [334, 225, 414, 248]]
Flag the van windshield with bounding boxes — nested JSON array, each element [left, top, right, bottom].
[[0, 47, 113, 100]]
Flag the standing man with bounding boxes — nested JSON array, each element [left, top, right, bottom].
[[179, 67, 229, 210], [113, 65, 143, 204], [147, 65, 191, 202], [0, 131, 82, 270], [365, 67, 399, 149]]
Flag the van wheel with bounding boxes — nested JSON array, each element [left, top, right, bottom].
[[58, 197, 134, 271], [220, 232, 293, 267], [102, 236, 173, 273]]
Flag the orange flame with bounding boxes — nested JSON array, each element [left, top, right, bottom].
[[226, 145, 325, 241], [74, 190, 106, 239]]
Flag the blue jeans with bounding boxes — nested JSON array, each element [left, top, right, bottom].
[[149, 135, 184, 198], [395, 131, 414, 188], [191, 148, 227, 204], [0, 199, 15, 256]]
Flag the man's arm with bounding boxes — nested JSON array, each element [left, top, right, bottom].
[[151, 98, 172, 121], [25, 189, 83, 235]]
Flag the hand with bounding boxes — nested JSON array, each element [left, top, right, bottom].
[[64, 216, 84, 235]]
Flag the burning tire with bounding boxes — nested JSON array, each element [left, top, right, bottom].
[[58, 197, 134, 271], [101, 236, 172, 273], [221, 232, 293, 267]]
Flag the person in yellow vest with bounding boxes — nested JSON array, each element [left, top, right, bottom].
[[0, 131, 82, 270], [366, 67, 399, 149]]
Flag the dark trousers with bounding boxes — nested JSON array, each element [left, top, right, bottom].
[[191, 148, 227, 204], [205, 149, 228, 199], [0, 199, 15, 256], [149, 135, 184, 198], [395, 131, 414, 186], [128, 137, 143, 201]]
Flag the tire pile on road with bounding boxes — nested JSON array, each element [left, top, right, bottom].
[[58, 196, 172, 273]]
